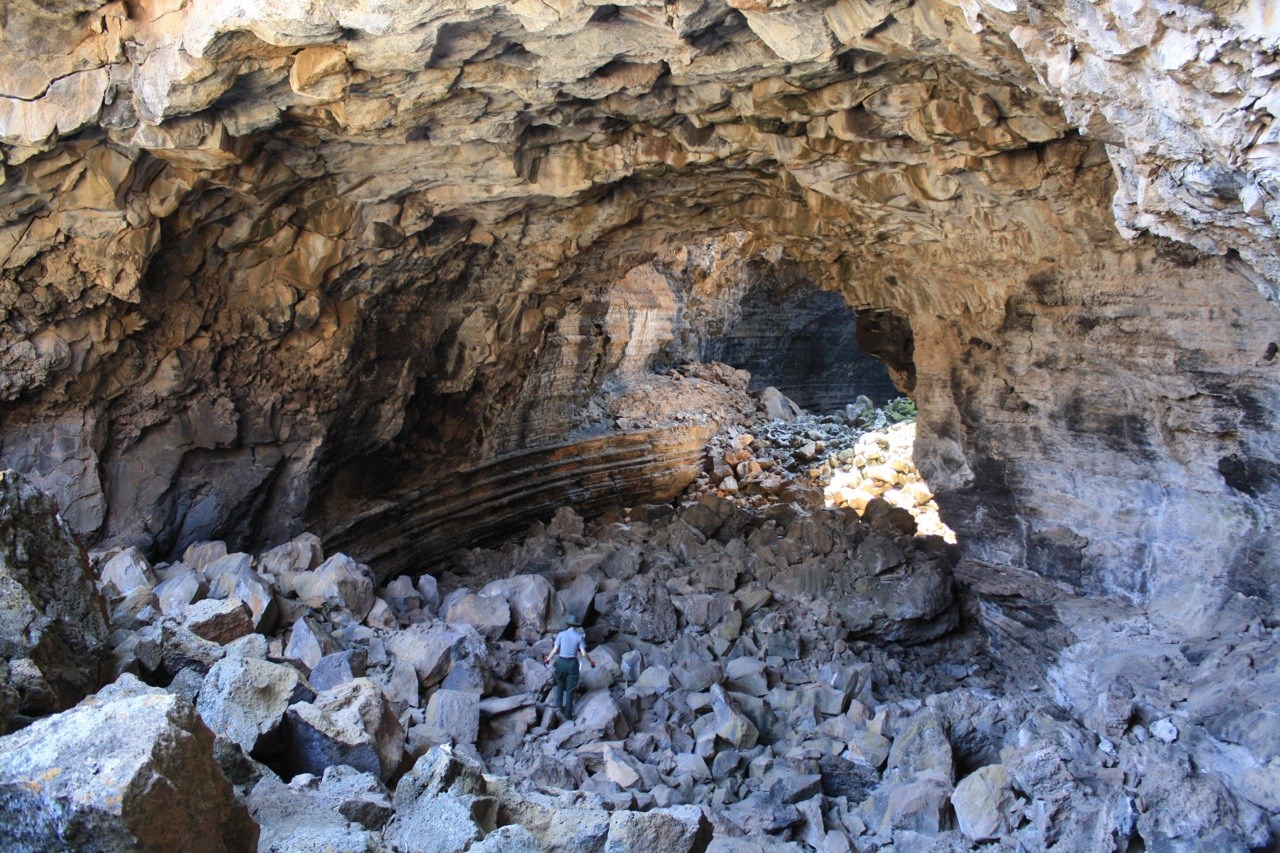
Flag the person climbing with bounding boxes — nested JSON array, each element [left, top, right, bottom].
[[544, 613, 595, 720]]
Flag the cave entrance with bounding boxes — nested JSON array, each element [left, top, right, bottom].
[[693, 264, 897, 413]]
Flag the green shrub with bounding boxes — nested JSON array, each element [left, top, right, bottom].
[[882, 396, 918, 423]]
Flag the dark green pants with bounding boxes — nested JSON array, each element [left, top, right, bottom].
[[553, 656, 579, 717]]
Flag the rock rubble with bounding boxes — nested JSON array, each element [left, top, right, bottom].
[[0, 451, 1276, 849]]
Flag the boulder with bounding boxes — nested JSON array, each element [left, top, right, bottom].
[[202, 552, 253, 594], [480, 574, 560, 640], [247, 773, 382, 853], [383, 575, 423, 619], [858, 777, 953, 836], [424, 688, 481, 746], [385, 747, 487, 853], [98, 546, 156, 595], [109, 585, 159, 629], [558, 573, 599, 623], [700, 685, 759, 752], [256, 533, 324, 576], [184, 541, 229, 573], [951, 764, 1014, 842], [309, 649, 368, 692], [291, 554, 375, 623], [444, 592, 510, 639], [159, 620, 226, 676], [612, 578, 679, 643], [886, 710, 954, 784], [197, 656, 314, 752], [486, 778, 611, 852], [284, 678, 405, 781], [472, 824, 543, 852], [0, 689, 257, 851], [154, 570, 204, 617], [758, 387, 803, 422], [182, 598, 254, 644], [319, 764, 395, 830], [284, 615, 340, 670], [605, 805, 712, 853], [0, 470, 110, 726], [387, 622, 463, 688]]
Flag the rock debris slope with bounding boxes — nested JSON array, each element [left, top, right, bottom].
[[5, 405, 1276, 850]]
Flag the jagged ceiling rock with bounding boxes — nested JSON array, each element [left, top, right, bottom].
[[0, 1, 1277, 637]]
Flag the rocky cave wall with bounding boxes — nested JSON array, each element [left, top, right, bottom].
[[0, 0, 1278, 640], [687, 251, 898, 412]]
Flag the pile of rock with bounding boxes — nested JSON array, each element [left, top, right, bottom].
[[687, 395, 953, 543], [822, 423, 954, 543], [2, 462, 1273, 851]]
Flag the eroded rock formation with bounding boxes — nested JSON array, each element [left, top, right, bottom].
[[1, 0, 1279, 777]]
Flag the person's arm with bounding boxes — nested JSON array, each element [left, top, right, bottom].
[[579, 646, 596, 668]]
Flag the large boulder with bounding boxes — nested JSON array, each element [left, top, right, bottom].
[[384, 747, 489, 853], [605, 805, 713, 853], [423, 688, 480, 746], [0, 688, 258, 851], [284, 678, 405, 781], [444, 592, 510, 639], [0, 470, 110, 728], [387, 622, 463, 688], [479, 574, 560, 641], [289, 554, 375, 624], [247, 773, 383, 853], [98, 546, 157, 596], [197, 656, 314, 753]]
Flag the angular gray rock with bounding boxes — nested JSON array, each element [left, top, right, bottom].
[[98, 546, 157, 596], [182, 597, 255, 644], [387, 622, 462, 688], [290, 554, 375, 623], [319, 764, 395, 830], [385, 747, 488, 853], [424, 688, 481, 746], [605, 805, 712, 853], [444, 592, 511, 639], [154, 569, 205, 617], [481, 574, 560, 641], [0, 470, 110, 727], [197, 656, 314, 752], [951, 764, 1014, 842], [886, 710, 954, 784], [248, 773, 382, 853], [284, 615, 340, 670], [0, 689, 257, 851], [284, 678, 405, 781], [309, 649, 368, 692], [256, 533, 324, 576]]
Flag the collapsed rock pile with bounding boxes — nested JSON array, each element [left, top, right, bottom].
[[1, 461, 1274, 851], [687, 394, 952, 543]]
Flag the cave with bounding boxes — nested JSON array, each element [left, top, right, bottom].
[[0, 0, 1278, 850]]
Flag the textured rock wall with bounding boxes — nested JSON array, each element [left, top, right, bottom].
[[0, 0, 1276, 637]]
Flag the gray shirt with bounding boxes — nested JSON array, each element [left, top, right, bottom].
[[554, 627, 587, 659]]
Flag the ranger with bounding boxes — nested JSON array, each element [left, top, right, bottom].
[[544, 614, 596, 720]]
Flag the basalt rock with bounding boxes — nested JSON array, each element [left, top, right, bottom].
[[0, 470, 110, 729], [0, 689, 257, 852]]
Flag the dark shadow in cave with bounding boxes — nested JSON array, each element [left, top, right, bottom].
[[698, 277, 899, 413]]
